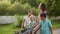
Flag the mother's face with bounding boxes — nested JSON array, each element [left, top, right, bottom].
[[28, 11, 33, 16]]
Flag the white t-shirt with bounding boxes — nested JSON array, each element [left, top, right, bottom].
[[24, 15, 36, 28], [24, 16, 31, 28], [24, 16, 30, 23]]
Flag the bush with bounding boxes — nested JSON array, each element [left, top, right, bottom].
[[14, 14, 24, 28], [0, 1, 39, 16], [31, 7, 39, 16], [0, 1, 11, 15], [6, 2, 23, 15], [6, 2, 31, 15], [0, 2, 32, 15]]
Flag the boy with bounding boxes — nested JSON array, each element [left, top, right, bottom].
[[32, 13, 53, 34]]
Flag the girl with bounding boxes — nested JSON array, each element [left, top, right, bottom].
[[37, 3, 49, 24], [32, 3, 49, 34], [22, 9, 36, 34]]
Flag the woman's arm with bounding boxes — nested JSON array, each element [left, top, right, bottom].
[[33, 18, 39, 28], [32, 25, 40, 34]]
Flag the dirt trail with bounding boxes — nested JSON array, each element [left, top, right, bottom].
[[53, 29, 60, 34], [36, 29, 60, 34]]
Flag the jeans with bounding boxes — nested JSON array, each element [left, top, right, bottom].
[[23, 28, 33, 34]]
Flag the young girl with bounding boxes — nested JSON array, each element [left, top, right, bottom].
[[32, 3, 49, 34], [27, 15, 36, 34], [22, 9, 36, 34], [38, 3, 48, 14], [21, 9, 33, 34], [37, 3, 49, 23]]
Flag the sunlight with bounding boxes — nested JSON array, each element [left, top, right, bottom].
[[4, 0, 8, 2]]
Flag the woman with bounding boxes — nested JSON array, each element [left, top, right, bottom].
[[32, 3, 49, 34]]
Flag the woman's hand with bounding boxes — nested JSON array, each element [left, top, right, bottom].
[[32, 25, 40, 34], [32, 30, 35, 34]]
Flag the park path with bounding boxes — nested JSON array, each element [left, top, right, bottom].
[[36, 29, 60, 34], [53, 29, 60, 34]]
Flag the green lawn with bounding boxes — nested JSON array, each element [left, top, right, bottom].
[[0, 25, 13, 34], [53, 23, 60, 29], [0, 24, 20, 34], [52, 20, 60, 29], [0, 21, 60, 34]]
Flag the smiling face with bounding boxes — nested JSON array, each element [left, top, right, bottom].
[[28, 10, 33, 16]]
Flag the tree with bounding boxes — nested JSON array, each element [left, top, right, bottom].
[[40, 0, 60, 16], [19, 0, 41, 8], [46, 0, 60, 16]]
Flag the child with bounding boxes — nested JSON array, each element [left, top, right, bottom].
[[32, 13, 53, 34], [23, 15, 36, 34], [22, 10, 36, 34], [27, 15, 36, 34], [21, 10, 33, 34], [37, 3, 49, 23]]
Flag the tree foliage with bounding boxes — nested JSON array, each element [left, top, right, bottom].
[[0, 0, 60, 16]]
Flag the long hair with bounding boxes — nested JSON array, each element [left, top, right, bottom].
[[39, 3, 48, 15]]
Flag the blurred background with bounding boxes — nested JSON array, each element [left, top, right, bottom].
[[0, 0, 60, 34]]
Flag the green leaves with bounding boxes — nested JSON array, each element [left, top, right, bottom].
[[14, 15, 24, 28], [0, 0, 60, 16]]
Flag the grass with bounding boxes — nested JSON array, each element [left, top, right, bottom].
[[52, 20, 60, 29], [0, 24, 21, 34], [0, 21, 60, 34], [53, 23, 60, 29], [0, 24, 14, 34]]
